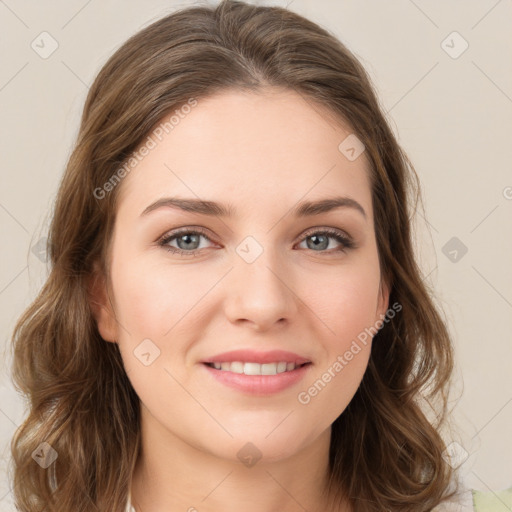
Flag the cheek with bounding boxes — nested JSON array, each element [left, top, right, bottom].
[[302, 257, 382, 346], [294, 257, 381, 416], [110, 253, 210, 339], [297, 299, 375, 429]]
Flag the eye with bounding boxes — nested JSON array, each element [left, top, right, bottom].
[[296, 227, 355, 253], [157, 226, 355, 256], [158, 227, 215, 256]]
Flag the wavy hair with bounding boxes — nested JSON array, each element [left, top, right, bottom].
[[10, 1, 458, 510]]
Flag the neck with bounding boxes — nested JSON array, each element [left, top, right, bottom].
[[129, 406, 350, 512]]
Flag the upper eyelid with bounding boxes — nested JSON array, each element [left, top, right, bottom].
[[159, 226, 215, 243], [158, 226, 353, 245]]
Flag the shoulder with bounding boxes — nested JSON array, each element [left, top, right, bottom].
[[431, 487, 474, 511], [431, 486, 512, 511], [472, 486, 512, 511]]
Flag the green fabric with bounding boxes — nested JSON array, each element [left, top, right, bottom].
[[472, 487, 512, 511]]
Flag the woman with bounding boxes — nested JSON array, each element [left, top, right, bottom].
[[10, 1, 471, 510]]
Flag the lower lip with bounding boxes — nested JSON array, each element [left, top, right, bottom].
[[201, 363, 312, 395]]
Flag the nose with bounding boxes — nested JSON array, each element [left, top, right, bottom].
[[223, 244, 299, 332]]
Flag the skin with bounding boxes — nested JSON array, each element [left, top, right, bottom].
[[90, 87, 389, 512]]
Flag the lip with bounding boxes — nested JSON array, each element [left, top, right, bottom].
[[201, 349, 311, 366], [201, 360, 312, 395]]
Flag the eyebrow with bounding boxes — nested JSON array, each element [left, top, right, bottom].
[[140, 195, 366, 219]]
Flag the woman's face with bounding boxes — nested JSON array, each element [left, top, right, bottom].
[[93, 88, 389, 463]]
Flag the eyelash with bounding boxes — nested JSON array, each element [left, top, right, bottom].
[[157, 226, 355, 257]]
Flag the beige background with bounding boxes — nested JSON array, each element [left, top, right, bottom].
[[1, 0, 511, 509]]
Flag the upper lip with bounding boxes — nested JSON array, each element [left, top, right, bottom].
[[201, 349, 312, 365]]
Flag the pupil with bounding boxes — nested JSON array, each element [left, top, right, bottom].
[[309, 234, 328, 250], [179, 234, 199, 250]]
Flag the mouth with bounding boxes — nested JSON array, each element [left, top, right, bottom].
[[201, 360, 313, 395], [203, 361, 312, 376]]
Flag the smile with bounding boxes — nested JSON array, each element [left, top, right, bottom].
[[202, 361, 312, 395], [205, 361, 309, 375]]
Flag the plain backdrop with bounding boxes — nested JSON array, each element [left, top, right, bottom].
[[1, 0, 511, 509]]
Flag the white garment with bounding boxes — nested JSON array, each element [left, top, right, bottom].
[[125, 493, 135, 512], [431, 487, 475, 511]]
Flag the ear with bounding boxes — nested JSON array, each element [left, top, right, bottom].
[[375, 275, 391, 322], [87, 262, 118, 343]]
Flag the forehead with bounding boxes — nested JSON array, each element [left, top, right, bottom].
[[116, 88, 372, 221]]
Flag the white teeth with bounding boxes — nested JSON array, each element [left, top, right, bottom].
[[229, 361, 244, 374], [209, 361, 301, 375], [244, 362, 263, 375]]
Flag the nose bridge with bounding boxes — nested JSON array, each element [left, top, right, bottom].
[[224, 232, 298, 328]]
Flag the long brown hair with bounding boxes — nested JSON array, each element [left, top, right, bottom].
[[10, 1, 459, 510]]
